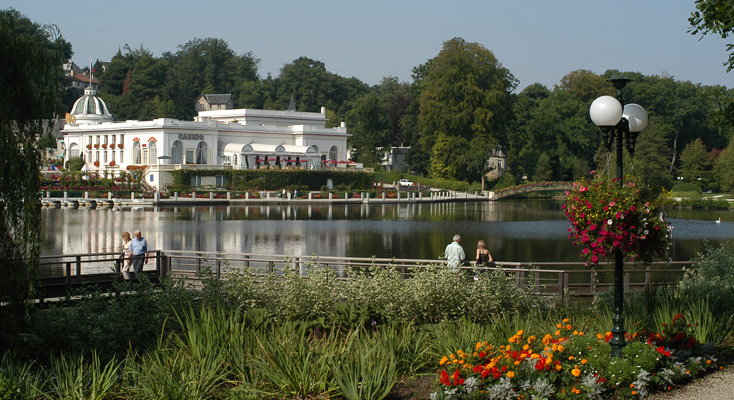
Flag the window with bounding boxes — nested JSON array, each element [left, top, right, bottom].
[[171, 140, 183, 164], [69, 143, 79, 159], [329, 146, 338, 161], [232, 154, 238, 166], [148, 140, 157, 164], [132, 141, 141, 164], [216, 175, 227, 187], [191, 175, 201, 187], [186, 150, 194, 164], [196, 141, 207, 164]]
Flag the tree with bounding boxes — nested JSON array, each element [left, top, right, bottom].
[[417, 37, 516, 181], [345, 92, 391, 168], [37, 132, 57, 151], [689, 0, 734, 72], [713, 138, 734, 192], [65, 156, 85, 171], [679, 138, 713, 189], [1, 8, 65, 337], [533, 153, 553, 182], [628, 117, 674, 192]]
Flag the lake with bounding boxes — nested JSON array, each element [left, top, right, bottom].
[[41, 199, 734, 264]]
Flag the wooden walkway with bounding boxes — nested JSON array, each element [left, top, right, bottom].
[[35, 251, 689, 301]]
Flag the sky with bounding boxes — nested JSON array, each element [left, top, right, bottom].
[[5, 0, 732, 92]]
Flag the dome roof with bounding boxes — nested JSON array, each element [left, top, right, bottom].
[[70, 86, 113, 124]]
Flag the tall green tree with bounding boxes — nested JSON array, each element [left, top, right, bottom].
[[679, 138, 713, 189], [345, 92, 391, 168], [713, 138, 734, 192], [417, 37, 516, 181], [1, 8, 66, 338]]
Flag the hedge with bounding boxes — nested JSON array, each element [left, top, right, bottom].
[[170, 169, 375, 191]]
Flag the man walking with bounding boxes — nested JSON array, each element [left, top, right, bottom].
[[130, 230, 150, 277], [444, 234, 465, 273]]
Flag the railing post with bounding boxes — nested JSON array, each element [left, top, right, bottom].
[[558, 271, 566, 300], [590, 266, 597, 295], [216, 259, 221, 280], [76, 256, 82, 283], [66, 261, 72, 286], [645, 264, 651, 288]]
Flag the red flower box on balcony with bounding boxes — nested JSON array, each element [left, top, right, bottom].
[[94, 144, 100, 149], [109, 161, 116, 167], [118, 144, 124, 149], [93, 161, 100, 167], [86, 144, 92, 149], [101, 144, 108, 149]]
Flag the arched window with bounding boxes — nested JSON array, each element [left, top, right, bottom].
[[329, 146, 338, 161], [148, 140, 157, 164], [132, 141, 141, 164], [233, 154, 238, 167], [69, 143, 79, 159], [171, 140, 183, 164], [196, 141, 207, 164]]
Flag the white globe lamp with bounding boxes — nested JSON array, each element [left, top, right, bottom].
[[623, 104, 648, 133], [589, 95, 623, 127]]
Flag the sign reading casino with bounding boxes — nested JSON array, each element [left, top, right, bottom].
[[178, 133, 205, 141]]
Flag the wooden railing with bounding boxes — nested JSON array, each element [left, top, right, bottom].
[[35, 251, 689, 301]]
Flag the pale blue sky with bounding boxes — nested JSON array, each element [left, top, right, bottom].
[[6, 0, 732, 91]]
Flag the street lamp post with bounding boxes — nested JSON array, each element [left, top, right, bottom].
[[589, 76, 648, 357]]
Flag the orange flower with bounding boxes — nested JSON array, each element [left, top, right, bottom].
[[572, 367, 581, 377], [507, 371, 515, 378]]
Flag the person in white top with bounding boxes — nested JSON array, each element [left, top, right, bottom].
[[444, 234, 465, 273]]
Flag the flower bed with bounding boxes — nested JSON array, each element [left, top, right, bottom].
[[432, 316, 719, 399]]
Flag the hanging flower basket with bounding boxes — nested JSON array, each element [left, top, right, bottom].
[[564, 172, 671, 266]]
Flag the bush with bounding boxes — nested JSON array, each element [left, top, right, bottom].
[[671, 181, 702, 194]]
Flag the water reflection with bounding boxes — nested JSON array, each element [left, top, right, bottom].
[[41, 200, 734, 263]]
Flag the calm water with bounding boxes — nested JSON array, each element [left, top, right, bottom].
[[41, 200, 734, 263]]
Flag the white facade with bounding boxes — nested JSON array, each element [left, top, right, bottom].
[[62, 94, 350, 190]]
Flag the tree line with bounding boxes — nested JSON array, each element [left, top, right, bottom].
[[82, 35, 733, 192]]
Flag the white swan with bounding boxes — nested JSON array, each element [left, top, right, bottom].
[[716, 217, 721, 224]]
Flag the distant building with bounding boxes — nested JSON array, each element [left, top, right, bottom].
[[62, 88, 351, 190], [380, 147, 410, 172], [195, 94, 234, 112], [486, 145, 507, 180]]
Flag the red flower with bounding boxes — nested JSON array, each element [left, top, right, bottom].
[[440, 370, 451, 386]]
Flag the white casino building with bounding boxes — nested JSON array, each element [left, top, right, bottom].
[[62, 87, 351, 190]]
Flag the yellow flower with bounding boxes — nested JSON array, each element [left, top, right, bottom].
[[555, 364, 562, 371], [527, 335, 536, 343], [563, 318, 569, 323], [568, 355, 575, 360], [566, 324, 572, 330], [514, 360, 521, 365], [572, 367, 581, 377], [440, 356, 448, 365], [507, 371, 515, 378], [557, 345, 564, 352], [581, 359, 588, 364]]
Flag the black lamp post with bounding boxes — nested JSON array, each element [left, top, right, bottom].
[[589, 76, 648, 357]]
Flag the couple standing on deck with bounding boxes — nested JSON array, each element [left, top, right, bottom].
[[120, 230, 150, 279], [444, 234, 493, 272]]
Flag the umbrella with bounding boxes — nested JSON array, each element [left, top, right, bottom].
[[337, 160, 347, 164], [255, 158, 264, 162], [268, 158, 276, 162]]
